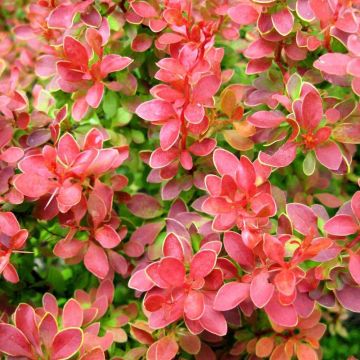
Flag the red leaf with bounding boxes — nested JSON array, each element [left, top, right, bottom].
[[349, 252, 360, 285], [248, 110, 285, 128], [13, 173, 51, 198], [62, 299, 83, 328], [147, 336, 178, 360], [259, 142, 297, 168], [274, 269, 296, 296], [228, 4, 258, 25], [159, 119, 180, 151], [190, 250, 217, 279], [100, 55, 133, 77], [264, 296, 298, 327], [132, 1, 157, 17], [325, 214, 358, 236], [224, 231, 254, 269], [336, 284, 360, 312], [192, 75, 221, 104], [214, 282, 250, 311], [184, 290, 205, 320], [271, 8, 294, 36], [58, 133, 80, 165], [296, 343, 317, 360], [127, 193, 162, 219], [213, 148, 239, 177], [314, 53, 351, 76], [315, 141, 343, 171], [128, 269, 154, 291], [250, 272, 274, 308], [63, 36, 89, 68], [14, 304, 40, 353], [51, 328, 83, 360], [149, 147, 178, 168], [95, 225, 122, 249], [286, 203, 318, 235], [158, 257, 185, 286], [136, 100, 175, 122], [86, 82, 104, 108], [84, 242, 109, 279], [0, 324, 33, 357]]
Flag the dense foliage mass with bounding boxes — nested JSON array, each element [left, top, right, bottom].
[[0, 0, 359, 359]]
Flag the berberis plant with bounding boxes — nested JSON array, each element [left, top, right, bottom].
[[0, 0, 359, 359]]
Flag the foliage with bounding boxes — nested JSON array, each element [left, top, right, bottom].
[[0, 0, 359, 359]]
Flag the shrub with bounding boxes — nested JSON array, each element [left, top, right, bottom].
[[0, 0, 359, 359]]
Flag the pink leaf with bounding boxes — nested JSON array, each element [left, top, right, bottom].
[[51, 328, 83, 360], [39, 313, 58, 349], [247, 110, 285, 128], [147, 336, 178, 360], [192, 75, 221, 104], [315, 141, 343, 171], [250, 272, 274, 308], [48, 5, 75, 29], [244, 39, 275, 59], [0, 324, 32, 357], [188, 138, 216, 156], [199, 307, 227, 336], [274, 269, 296, 296], [86, 82, 104, 108], [58, 133, 80, 165], [57, 183, 82, 209], [286, 203, 318, 235], [63, 36, 88, 68], [325, 214, 358, 236], [100, 55, 133, 76], [95, 225, 122, 249], [84, 242, 109, 279], [62, 299, 83, 328], [163, 233, 184, 260], [297, 343, 317, 360], [184, 290, 205, 320], [259, 142, 297, 167], [271, 8, 294, 36], [214, 282, 250, 311], [127, 193, 162, 219], [72, 97, 89, 121], [13, 173, 51, 198], [190, 250, 217, 279], [223, 231, 254, 269], [314, 53, 351, 76], [336, 285, 360, 312], [213, 148, 239, 176], [349, 252, 360, 285], [14, 304, 40, 353], [158, 257, 185, 286], [228, 4, 258, 25], [132, 1, 158, 17], [160, 119, 180, 150], [136, 100, 175, 122], [149, 147, 178, 169], [301, 91, 323, 130], [264, 296, 298, 327], [129, 269, 154, 291]]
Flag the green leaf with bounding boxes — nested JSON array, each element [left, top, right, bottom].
[[303, 151, 316, 176], [115, 107, 132, 126], [103, 91, 118, 118], [286, 73, 302, 100]]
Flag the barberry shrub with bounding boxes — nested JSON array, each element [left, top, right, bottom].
[[0, 0, 359, 359]]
